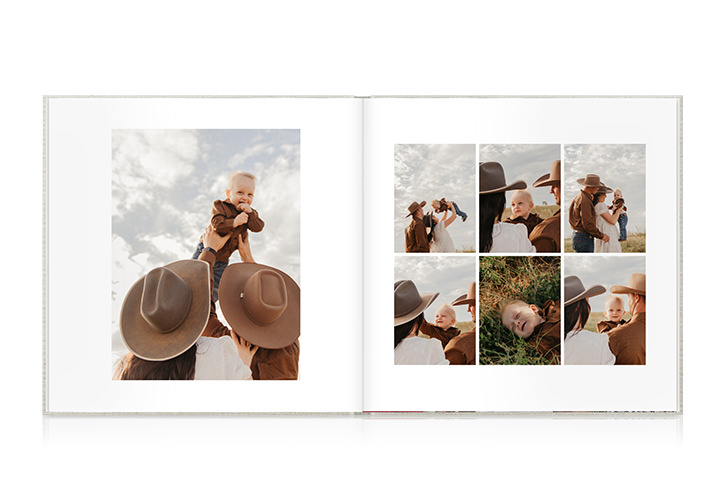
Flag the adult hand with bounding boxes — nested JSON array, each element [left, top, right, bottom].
[[237, 234, 255, 263], [231, 329, 258, 367], [202, 226, 231, 250], [602, 234, 610, 243], [233, 212, 249, 227]]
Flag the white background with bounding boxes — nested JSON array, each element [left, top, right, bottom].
[[1, 1, 720, 499]]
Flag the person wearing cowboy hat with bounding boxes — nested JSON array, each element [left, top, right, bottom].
[[114, 228, 258, 380], [444, 282, 477, 365], [606, 273, 646, 365], [562, 276, 615, 365], [529, 160, 562, 253], [591, 185, 624, 253], [394, 280, 449, 365], [478, 162, 536, 253], [568, 174, 612, 252], [404, 201, 430, 253]]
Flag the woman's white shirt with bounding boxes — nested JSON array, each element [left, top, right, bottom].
[[564, 329, 616, 365], [194, 336, 252, 379], [490, 223, 536, 253], [395, 336, 450, 365]]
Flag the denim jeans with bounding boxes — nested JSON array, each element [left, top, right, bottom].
[[452, 201, 468, 221], [192, 240, 228, 302], [571, 230, 594, 253], [617, 213, 628, 241]]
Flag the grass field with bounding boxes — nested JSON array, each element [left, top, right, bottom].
[[564, 232, 645, 253], [478, 256, 560, 365]]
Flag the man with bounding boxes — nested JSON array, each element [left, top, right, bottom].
[[568, 174, 611, 252], [529, 159, 562, 252], [445, 282, 477, 365], [404, 200, 430, 253], [606, 273, 646, 365]]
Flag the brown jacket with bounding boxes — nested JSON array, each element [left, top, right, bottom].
[[198, 249, 299, 380], [568, 190, 605, 239], [529, 210, 561, 253], [419, 317, 460, 349], [503, 213, 543, 236], [405, 216, 430, 253], [444, 330, 476, 365], [210, 199, 265, 262], [607, 312, 645, 365], [526, 300, 561, 364], [596, 319, 627, 334]]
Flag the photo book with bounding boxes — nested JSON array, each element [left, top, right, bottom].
[[43, 96, 681, 415]]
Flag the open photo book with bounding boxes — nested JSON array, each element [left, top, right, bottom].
[[44, 96, 681, 414]]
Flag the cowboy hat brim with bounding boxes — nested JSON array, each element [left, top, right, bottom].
[[406, 201, 426, 217], [576, 177, 606, 188], [564, 284, 606, 307], [451, 293, 475, 307], [532, 173, 560, 188], [120, 260, 211, 361], [610, 285, 645, 295], [479, 179, 527, 195], [394, 291, 439, 326], [219, 262, 300, 349]]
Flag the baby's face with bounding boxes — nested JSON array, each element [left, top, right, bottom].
[[613, 191, 622, 201], [227, 177, 255, 210], [434, 307, 455, 330], [510, 193, 534, 218], [502, 302, 542, 339], [605, 301, 624, 322], [431, 200, 441, 210]]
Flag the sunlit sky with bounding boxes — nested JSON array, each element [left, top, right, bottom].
[[111, 129, 300, 359], [394, 144, 476, 252], [565, 255, 645, 312]]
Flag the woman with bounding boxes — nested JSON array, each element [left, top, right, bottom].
[[423, 208, 457, 253], [563, 275, 615, 365], [394, 280, 449, 365], [478, 162, 536, 253], [593, 187, 623, 253], [114, 228, 257, 380]]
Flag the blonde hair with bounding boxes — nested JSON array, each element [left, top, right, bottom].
[[604, 295, 624, 309], [497, 299, 528, 320], [510, 189, 534, 206], [437, 303, 456, 323], [613, 188, 623, 197], [228, 171, 256, 189]]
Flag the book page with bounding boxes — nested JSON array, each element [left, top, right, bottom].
[[363, 97, 679, 413], [45, 97, 363, 413]]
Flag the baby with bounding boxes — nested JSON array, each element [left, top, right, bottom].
[[502, 189, 543, 236], [596, 295, 628, 333], [609, 188, 628, 242], [431, 198, 468, 222], [192, 171, 265, 301], [500, 298, 560, 363], [418, 303, 461, 348]]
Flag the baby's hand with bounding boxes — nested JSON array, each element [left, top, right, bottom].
[[238, 203, 252, 213], [233, 212, 249, 227]]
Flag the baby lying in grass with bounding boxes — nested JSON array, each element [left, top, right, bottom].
[[500, 298, 561, 364]]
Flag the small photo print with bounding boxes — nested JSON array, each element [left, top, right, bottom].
[[478, 256, 561, 365], [563, 256, 646, 365], [111, 129, 301, 380], [564, 144, 645, 253], [478, 144, 562, 253], [395, 144, 476, 254], [394, 256, 477, 365]]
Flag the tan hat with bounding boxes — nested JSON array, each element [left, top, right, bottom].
[[120, 260, 211, 361], [532, 160, 561, 188], [576, 174, 607, 188], [451, 282, 476, 306], [595, 185, 614, 194], [611, 273, 646, 296], [479, 162, 526, 194], [564, 275, 606, 307], [406, 200, 426, 217], [394, 280, 439, 326], [218, 262, 300, 349]]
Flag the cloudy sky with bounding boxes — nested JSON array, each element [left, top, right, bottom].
[[394, 144, 476, 252], [111, 129, 300, 359], [395, 256, 477, 323], [563, 144, 646, 238], [565, 256, 645, 312], [479, 144, 561, 208]]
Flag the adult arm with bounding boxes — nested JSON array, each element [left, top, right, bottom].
[[598, 204, 622, 225], [581, 198, 607, 240], [442, 208, 456, 228], [237, 233, 255, 263], [199, 226, 233, 338]]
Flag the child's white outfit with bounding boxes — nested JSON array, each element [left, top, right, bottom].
[[594, 203, 622, 253], [430, 222, 456, 253]]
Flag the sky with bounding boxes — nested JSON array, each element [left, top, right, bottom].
[[395, 255, 477, 324], [111, 129, 300, 360], [563, 144, 646, 238], [479, 144, 561, 208], [394, 144, 476, 252], [565, 255, 645, 313]]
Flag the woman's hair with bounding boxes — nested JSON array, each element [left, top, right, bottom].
[[593, 192, 606, 205], [564, 299, 591, 339], [394, 314, 423, 348], [422, 213, 437, 243], [479, 192, 506, 252], [113, 344, 197, 380]]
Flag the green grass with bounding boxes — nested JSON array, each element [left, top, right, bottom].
[[478, 256, 561, 365], [564, 232, 645, 253]]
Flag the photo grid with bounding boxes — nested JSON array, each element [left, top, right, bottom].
[[394, 143, 646, 367]]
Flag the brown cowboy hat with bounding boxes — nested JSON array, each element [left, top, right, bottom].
[[451, 282, 476, 307], [479, 162, 526, 194], [405, 200, 426, 217], [564, 275, 606, 307], [120, 260, 211, 361], [611, 273, 646, 295], [394, 280, 439, 326], [576, 174, 607, 188], [532, 160, 561, 188], [595, 185, 614, 194], [218, 262, 300, 349]]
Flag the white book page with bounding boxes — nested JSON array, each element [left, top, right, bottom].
[[45, 97, 363, 413], [363, 97, 679, 412]]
